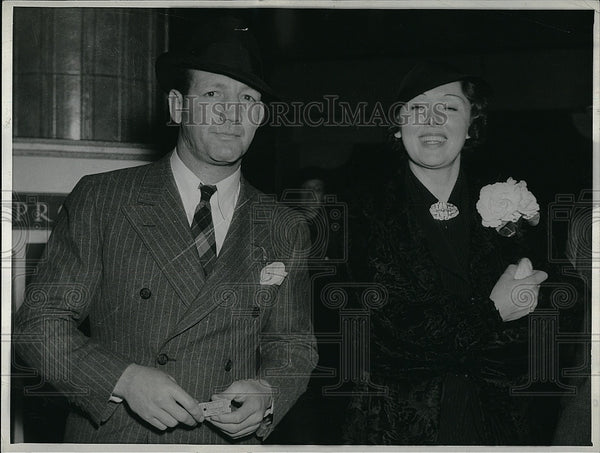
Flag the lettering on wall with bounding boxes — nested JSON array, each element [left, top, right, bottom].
[[12, 193, 66, 230]]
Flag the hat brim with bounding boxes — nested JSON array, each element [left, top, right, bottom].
[[394, 61, 491, 105], [395, 75, 492, 106], [156, 52, 279, 102]]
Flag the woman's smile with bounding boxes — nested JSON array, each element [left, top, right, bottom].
[[419, 133, 448, 146]]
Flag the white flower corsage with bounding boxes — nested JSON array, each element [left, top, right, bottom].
[[476, 177, 540, 237], [260, 262, 288, 286]]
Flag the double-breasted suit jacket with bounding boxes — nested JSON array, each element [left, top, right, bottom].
[[14, 153, 318, 444]]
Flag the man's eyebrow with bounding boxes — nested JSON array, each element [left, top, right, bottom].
[[201, 82, 228, 89], [199, 82, 259, 93], [241, 85, 260, 93]]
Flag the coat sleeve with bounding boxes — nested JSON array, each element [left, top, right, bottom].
[[362, 205, 529, 378], [370, 261, 515, 360], [13, 176, 132, 426], [256, 220, 318, 437]]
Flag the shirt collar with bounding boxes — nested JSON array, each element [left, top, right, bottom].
[[170, 149, 241, 222], [213, 165, 241, 221]]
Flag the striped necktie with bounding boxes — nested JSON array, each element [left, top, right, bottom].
[[191, 184, 217, 277]]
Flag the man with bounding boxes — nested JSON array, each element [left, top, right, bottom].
[[14, 26, 318, 444]]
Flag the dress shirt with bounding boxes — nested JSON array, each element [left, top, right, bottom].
[[170, 149, 240, 255]]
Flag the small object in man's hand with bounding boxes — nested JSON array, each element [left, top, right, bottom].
[[514, 257, 534, 279], [198, 399, 231, 417]]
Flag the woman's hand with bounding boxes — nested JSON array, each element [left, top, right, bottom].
[[490, 261, 548, 322]]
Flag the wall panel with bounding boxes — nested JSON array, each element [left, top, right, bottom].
[[13, 7, 168, 143]]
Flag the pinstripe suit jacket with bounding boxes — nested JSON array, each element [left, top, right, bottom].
[[14, 153, 318, 444]]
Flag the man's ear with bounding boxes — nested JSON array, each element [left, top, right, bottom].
[[168, 89, 184, 125]]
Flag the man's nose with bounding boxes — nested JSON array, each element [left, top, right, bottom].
[[219, 97, 242, 123]]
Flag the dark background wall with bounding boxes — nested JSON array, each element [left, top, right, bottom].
[[11, 6, 594, 444], [168, 8, 593, 198], [14, 8, 593, 195]]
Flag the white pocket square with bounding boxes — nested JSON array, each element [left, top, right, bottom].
[[260, 262, 288, 286]]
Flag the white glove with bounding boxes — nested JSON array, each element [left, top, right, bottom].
[[490, 258, 548, 322]]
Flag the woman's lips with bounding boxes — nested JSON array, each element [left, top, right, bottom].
[[420, 134, 447, 145]]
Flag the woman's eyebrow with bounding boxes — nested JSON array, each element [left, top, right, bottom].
[[443, 94, 468, 104]]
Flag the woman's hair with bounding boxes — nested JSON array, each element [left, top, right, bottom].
[[391, 79, 489, 153], [461, 79, 488, 149]]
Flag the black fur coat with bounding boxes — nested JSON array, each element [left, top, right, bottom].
[[344, 163, 536, 445]]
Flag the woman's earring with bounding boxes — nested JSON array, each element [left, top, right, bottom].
[[394, 130, 402, 139]]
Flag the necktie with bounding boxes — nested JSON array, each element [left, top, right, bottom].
[[191, 184, 217, 277]]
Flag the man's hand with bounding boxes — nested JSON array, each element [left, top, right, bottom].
[[206, 379, 273, 440], [113, 363, 205, 430], [490, 262, 548, 322]]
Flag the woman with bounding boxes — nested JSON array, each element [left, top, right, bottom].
[[344, 61, 548, 445]]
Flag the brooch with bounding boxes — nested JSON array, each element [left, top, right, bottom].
[[429, 201, 459, 221]]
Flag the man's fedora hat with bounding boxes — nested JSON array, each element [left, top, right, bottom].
[[156, 25, 277, 101], [395, 60, 491, 104]]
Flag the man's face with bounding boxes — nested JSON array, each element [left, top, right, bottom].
[[170, 70, 264, 168], [301, 178, 325, 204]]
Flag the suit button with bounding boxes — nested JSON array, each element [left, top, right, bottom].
[[156, 353, 169, 365], [224, 359, 232, 372], [140, 288, 151, 299]]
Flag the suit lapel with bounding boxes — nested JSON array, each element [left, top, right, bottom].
[[123, 154, 206, 307], [164, 177, 265, 342]]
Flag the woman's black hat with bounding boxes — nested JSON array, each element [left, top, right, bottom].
[[395, 61, 490, 104]]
